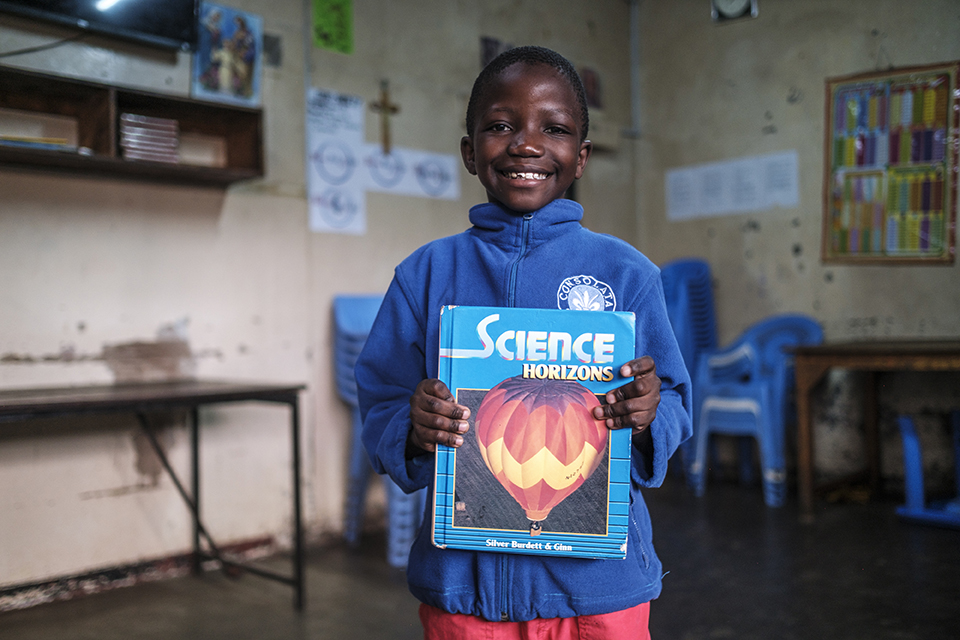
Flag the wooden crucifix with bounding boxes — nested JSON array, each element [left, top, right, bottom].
[[369, 79, 400, 155]]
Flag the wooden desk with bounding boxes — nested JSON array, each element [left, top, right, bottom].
[[0, 379, 306, 610], [793, 341, 960, 522]]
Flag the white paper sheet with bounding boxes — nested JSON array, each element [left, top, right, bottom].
[[306, 88, 367, 234], [362, 145, 460, 200], [666, 150, 799, 221], [306, 87, 463, 234]]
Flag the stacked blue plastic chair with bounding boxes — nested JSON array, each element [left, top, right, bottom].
[[660, 258, 718, 378], [896, 411, 960, 529], [334, 294, 427, 568], [688, 314, 823, 507], [660, 258, 718, 480]]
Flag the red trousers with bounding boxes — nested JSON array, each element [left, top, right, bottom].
[[419, 602, 651, 640]]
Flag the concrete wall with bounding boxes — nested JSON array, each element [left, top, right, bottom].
[[3, 0, 959, 592], [0, 0, 635, 588], [636, 0, 960, 484], [637, 0, 960, 340]]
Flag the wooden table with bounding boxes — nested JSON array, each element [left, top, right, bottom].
[[793, 340, 960, 522], [0, 379, 307, 609]]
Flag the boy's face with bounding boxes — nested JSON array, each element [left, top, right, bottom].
[[461, 63, 592, 214]]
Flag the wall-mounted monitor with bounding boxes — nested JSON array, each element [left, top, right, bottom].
[[0, 0, 198, 52]]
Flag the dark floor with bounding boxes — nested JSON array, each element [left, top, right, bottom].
[[2, 477, 958, 640]]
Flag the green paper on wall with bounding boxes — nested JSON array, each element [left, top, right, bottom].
[[313, 0, 353, 54]]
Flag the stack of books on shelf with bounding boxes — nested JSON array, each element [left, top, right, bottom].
[[0, 135, 77, 153], [119, 113, 180, 164]]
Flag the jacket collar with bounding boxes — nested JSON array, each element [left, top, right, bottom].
[[467, 199, 583, 248]]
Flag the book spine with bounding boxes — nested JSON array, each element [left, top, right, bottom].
[[0, 139, 77, 152], [432, 306, 457, 549], [119, 112, 179, 132]]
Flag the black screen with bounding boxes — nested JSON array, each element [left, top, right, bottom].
[[0, 0, 198, 51]]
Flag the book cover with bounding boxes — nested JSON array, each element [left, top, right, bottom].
[[433, 305, 635, 560]]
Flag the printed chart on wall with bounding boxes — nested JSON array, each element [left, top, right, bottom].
[[823, 62, 959, 263]]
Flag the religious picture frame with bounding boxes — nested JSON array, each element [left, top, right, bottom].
[[822, 61, 959, 264], [191, 2, 263, 108]]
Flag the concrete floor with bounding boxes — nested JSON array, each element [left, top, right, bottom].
[[2, 477, 958, 640]]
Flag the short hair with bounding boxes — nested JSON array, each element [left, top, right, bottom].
[[465, 45, 590, 141]]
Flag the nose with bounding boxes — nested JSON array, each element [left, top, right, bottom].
[[507, 127, 543, 157]]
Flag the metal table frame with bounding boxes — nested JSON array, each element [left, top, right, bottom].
[[0, 379, 306, 610]]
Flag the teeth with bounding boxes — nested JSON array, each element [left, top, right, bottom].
[[506, 171, 548, 180]]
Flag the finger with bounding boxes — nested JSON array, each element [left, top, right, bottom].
[[419, 378, 455, 403], [413, 393, 471, 422], [619, 355, 656, 380], [411, 404, 470, 438], [411, 421, 467, 451], [594, 387, 660, 429], [602, 404, 658, 432]]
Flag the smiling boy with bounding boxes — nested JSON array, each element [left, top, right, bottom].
[[356, 46, 692, 638]]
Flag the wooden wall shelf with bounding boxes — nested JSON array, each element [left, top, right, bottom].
[[0, 65, 263, 187]]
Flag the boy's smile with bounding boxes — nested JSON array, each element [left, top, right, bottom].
[[461, 63, 592, 214]]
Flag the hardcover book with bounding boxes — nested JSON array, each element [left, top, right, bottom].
[[432, 305, 635, 560]]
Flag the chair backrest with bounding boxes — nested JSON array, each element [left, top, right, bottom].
[[737, 314, 823, 425], [660, 258, 718, 374], [333, 294, 385, 406], [739, 314, 823, 379]]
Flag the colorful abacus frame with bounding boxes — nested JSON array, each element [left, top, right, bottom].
[[823, 62, 959, 264]]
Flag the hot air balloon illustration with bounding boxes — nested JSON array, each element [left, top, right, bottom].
[[474, 376, 609, 535]]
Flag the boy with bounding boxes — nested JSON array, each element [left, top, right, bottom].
[[356, 46, 692, 638]]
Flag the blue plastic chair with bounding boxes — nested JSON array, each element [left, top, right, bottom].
[[660, 258, 718, 377], [660, 258, 718, 479], [688, 314, 823, 507], [896, 411, 960, 529], [333, 294, 427, 568]]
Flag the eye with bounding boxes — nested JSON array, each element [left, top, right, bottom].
[[486, 122, 511, 132], [545, 125, 571, 135]]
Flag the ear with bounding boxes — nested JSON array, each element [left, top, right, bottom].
[[574, 140, 593, 180], [460, 136, 478, 175]]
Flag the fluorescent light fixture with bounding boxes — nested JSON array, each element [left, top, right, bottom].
[[95, 0, 124, 10]]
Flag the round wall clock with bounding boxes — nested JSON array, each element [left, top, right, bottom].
[[711, 0, 757, 21]]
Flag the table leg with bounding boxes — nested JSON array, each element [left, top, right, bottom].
[[795, 361, 829, 522], [290, 398, 304, 611], [863, 371, 880, 496], [191, 406, 201, 575], [136, 412, 223, 559]]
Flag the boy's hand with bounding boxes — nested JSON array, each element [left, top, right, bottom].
[[592, 356, 660, 435], [407, 378, 471, 456]]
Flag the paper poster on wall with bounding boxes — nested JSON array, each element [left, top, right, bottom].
[[192, 3, 263, 107], [666, 150, 799, 221], [312, 0, 353, 54], [307, 88, 367, 234], [306, 87, 463, 233], [362, 146, 460, 200], [822, 62, 958, 264]]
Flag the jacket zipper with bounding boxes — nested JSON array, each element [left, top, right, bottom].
[[500, 555, 509, 620], [500, 213, 532, 622], [506, 214, 533, 308]]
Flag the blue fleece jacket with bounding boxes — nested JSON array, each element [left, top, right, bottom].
[[356, 199, 692, 622]]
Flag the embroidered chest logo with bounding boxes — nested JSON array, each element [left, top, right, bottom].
[[557, 275, 617, 311]]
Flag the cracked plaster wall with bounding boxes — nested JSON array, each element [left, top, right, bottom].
[[0, 0, 636, 588], [637, 0, 960, 489]]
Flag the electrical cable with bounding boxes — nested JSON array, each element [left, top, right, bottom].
[[0, 31, 87, 59]]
